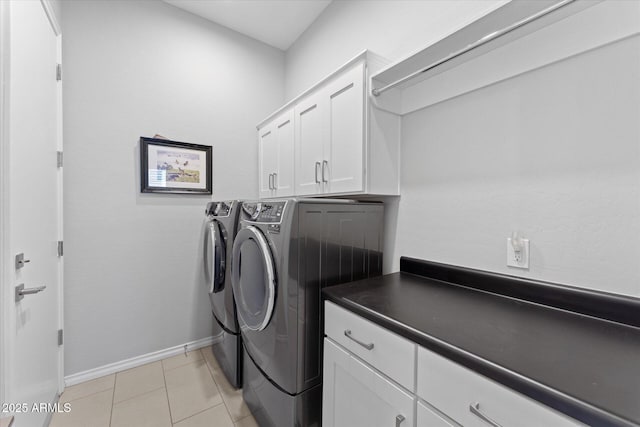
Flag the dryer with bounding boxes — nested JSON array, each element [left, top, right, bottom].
[[204, 200, 243, 389], [231, 199, 384, 427]]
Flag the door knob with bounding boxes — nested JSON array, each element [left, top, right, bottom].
[[15, 284, 46, 302]]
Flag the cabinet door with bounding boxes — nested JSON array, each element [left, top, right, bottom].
[[324, 62, 365, 194], [258, 124, 276, 198], [274, 109, 294, 197], [295, 91, 324, 196], [323, 338, 414, 427]]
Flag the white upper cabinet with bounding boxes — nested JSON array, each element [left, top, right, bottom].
[[258, 108, 294, 198], [320, 62, 364, 195], [257, 50, 400, 199], [258, 125, 276, 199], [294, 91, 324, 196]]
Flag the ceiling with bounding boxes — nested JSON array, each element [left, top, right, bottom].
[[163, 0, 332, 51]]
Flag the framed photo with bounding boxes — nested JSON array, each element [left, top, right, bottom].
[[140, 137, 212, 194]]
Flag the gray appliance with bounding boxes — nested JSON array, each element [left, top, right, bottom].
[[231, 199, 384, 427], [204, 200, 243, 389]]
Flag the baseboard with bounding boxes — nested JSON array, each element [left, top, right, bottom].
[[64, 335, 221, 387]]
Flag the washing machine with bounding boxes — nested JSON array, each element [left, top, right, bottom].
[[204, 200, 243, 389], [231, 198, 384, 427]]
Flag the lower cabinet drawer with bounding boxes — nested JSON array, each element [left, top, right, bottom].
[[417, 400, 458, 427], [417, 346, 584, 427], [324, 301, 415, 391], [323, 338, 414, 427]]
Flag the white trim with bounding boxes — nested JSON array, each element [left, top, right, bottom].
[[39, 0, 60, 36], [56, 31, 64, 394], [64, 335, 221, 387], [0, 0, 11, 408]]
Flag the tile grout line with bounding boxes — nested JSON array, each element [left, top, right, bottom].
[[171, 401, 227, 426], [58, 383, 114, 404], [203, 351, 240, 424], [161, 354, 175, 425], [162, 351, 204, 373], [165, 349, 224, 425], [109, 375, 116, 427]]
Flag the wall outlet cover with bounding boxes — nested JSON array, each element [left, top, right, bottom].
[[507, 237, 530, 269]]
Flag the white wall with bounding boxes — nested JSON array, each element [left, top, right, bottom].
[[398, 36, 640, 297], [286, 1, 640, 297], [48, 0, 62, 28], [62, 0, 284, 375], [284, 0, 505, 100]]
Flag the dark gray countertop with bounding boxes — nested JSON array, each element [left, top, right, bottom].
[[323, 270, 640, 427]]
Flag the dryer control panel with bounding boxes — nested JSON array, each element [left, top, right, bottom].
[[206, 201, 233, 217], [244, 202, 286, 223]]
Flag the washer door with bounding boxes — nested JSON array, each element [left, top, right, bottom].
[[204, 219, 226, 294], [231, 226, 276, 332]]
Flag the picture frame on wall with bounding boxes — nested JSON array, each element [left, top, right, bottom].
[[140, 136, 212, 194]]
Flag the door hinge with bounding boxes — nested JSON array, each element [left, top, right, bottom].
[[57, 241, 63, 257], [57, 151, 63, 168], [58, 329, 63, 346], [56, 63, 62, 81]]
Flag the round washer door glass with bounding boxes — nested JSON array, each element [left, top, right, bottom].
[[231, 226, 276, 331]]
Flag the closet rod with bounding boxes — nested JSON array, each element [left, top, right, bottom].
[[371, 0, 576, 97]]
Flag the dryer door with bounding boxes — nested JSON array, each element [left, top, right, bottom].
[[204, 219, 226, 294], [231, 225, 276, 332]]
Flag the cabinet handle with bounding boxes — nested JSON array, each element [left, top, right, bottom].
[[395, 415, 405, 427], [315, 162, 321, 184], [268, 174, 273, 190], [273, 172, 277, 189], [344, 329, 374, 350], [322, 160, 329, 183], [469, 402, 502, 427]]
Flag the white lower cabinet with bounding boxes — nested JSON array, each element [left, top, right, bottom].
[[417, 347, 584, 427], [323, 301, 585, 427], [322, 338, 414, 427]]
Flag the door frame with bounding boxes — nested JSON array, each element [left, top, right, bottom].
[[0, 0, 64, 407]]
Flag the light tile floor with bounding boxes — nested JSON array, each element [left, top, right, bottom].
[[50, 347, 258, 427]]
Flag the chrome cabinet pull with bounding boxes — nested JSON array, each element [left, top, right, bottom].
[[315, 162, 321, 184], [395, 415, 405, 427], [268, 173, 273, 190], [322, 160, 329, 183], [15, 284, 46, 302], [344, 329, 374, 350], [273, 172, 277, 189], [469, 402, 502, 427]]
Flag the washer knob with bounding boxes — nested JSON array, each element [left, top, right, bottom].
[[251, 203, 262, 221]]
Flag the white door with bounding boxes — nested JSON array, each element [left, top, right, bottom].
[[322, 339, 414, 427], [258, 124, 276, 198], [294, 91, 325, 196], [1, 1, 63, 426], [273, 109, 294, 197], [324, 62, 365, 195]]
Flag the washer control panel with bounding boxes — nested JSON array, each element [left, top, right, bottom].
[[247, 202, 286, 223]]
